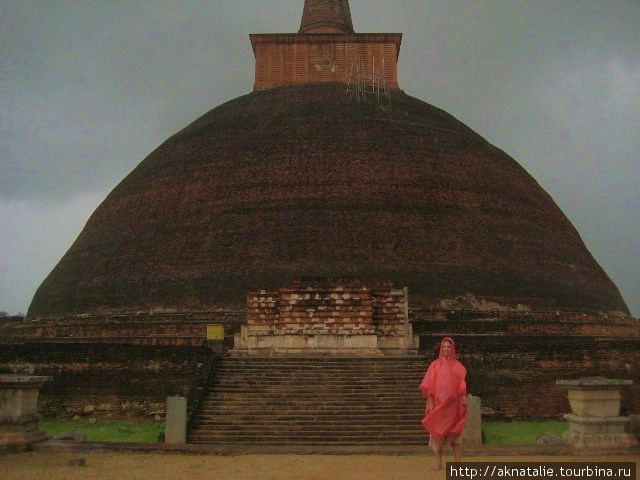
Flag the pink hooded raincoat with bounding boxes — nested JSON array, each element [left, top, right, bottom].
[[419, 337, 468, 445]]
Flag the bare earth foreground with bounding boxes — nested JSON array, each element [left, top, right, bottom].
[[2, 453, 638, 480]]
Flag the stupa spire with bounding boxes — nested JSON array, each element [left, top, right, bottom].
[[299, 0, 355, 34], [250, 0, 401, 90]]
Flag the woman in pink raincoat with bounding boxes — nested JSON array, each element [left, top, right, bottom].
[[419, 337, 467, 469]]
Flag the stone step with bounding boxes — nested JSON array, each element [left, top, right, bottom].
[[211, 382, 421, 390], [200, 402, 422, 411], [188, 434, 427, 445], [216, 372, 426, 378], [189, 432, 426, 441], [203, 390, 422, 398], [190, 426, 425, 433], [199, 399, 423, 408], [191, 424, 424, 433], [193, 414, 423, 422], [212, 379, 422, 386], [215, 369, 426, 374], [189, 429, 427, 438], [213, 375, 424, 381], [195, 411, 422, 418], [193, 409, 424, 418], [188, 354, 430, 445], [201, 403, 422, 410], [215, 372, 425, 378], [212, 368, 426, 376], [204, 388, 423, 395], [214, 376, 423, 383], [202, 389, 423, 397], [193, 414, 422, 424]]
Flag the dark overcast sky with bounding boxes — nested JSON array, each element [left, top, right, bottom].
[[1, 0, 638, 316]]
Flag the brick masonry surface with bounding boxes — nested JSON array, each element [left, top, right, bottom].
[[0, 344, 214, 420], [246, 278, 407, 335], [27, 84, 630, 317], [251, 34, 401, 91]]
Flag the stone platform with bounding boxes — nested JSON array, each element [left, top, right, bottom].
[[234, 277, 418, 355], [557, 377, 637, 452]]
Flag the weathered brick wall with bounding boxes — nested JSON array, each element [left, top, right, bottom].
[[251, 34, 401, 91], [1, 305, 638, 420], [246, 278, 408, 335], [278, 282, 374, 334], [373, 285, 408, 335], [415, 317, 640, 419], [1, 311, 243, 346], [247, 291, 279, 332], [412, 309, 640, 336], [0, 343, 215, 420]]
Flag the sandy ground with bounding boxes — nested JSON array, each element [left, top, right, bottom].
[[1, 452, 637, 480]]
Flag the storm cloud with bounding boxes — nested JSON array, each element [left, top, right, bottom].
[[1, 0, 638, 316]]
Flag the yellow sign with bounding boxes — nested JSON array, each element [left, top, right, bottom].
[[206, 324, 224, 340]]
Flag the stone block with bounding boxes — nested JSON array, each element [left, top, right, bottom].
[[165, 396, 187, 445], [557, 377, 631, 418], [462, 394, 482, 445], [567, 389, 621, 418], [563, 413, 629, 435]]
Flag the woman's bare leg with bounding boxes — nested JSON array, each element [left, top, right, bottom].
[[453, 443, 462, 462], [434, 446, 443, 470]]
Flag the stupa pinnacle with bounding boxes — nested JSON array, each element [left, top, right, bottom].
[[299, 0, 354, 33], [250, 0, 400, 90]]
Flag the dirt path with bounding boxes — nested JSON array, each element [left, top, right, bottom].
[[2, 453, 637, 480]]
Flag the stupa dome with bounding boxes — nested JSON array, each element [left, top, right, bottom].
[[28, 83, 629, 317]]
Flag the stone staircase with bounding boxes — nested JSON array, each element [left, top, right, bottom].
[[188, 355, 429, 446]]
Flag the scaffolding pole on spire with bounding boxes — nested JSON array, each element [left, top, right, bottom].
[[346, 54, 391, 104]]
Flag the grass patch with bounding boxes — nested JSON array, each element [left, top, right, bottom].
[[483, 420, 568, 445], [38, 418, 567, 445], [40, 418, 164, 443]]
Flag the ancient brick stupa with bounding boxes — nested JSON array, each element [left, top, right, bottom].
[[6, 0, 639, 429], [28, 0, 629, 319]]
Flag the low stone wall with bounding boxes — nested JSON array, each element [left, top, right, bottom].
[[416, 333, 640, 419], [0, 343, 215, 420], [1, 311, 243, 346], [412, 309, 639, 336], [1, 307, 637, 420]]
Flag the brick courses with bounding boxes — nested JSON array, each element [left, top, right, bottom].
[[246, 277, 407, 336], [27, 84, 630, 317], [1, 308, 638, 419], [251, 0, 400, 91], [250, 33, 401, 91]]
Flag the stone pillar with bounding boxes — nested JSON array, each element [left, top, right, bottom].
[[0, 374, 52, 450], [462, 394, 482, 445], [165, 395, 187, 444], [556, 377, 637, 452]]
